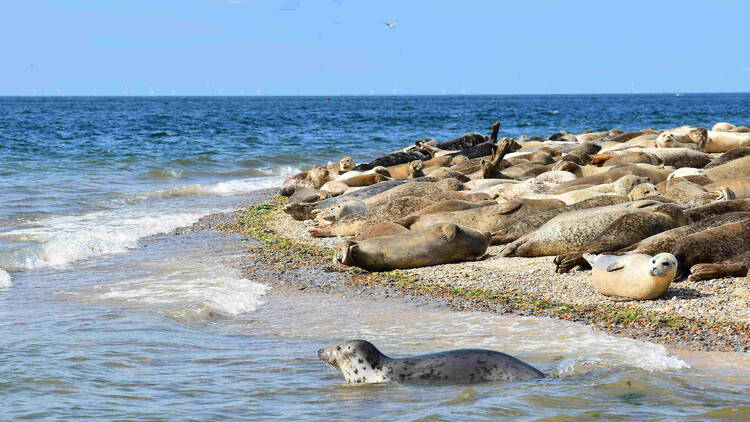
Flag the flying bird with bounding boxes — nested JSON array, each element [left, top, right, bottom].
[[384, 20, 397, 29]]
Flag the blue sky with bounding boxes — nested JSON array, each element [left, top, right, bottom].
[[2, 0, 749, 95]]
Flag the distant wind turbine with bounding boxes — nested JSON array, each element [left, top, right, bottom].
[[384, 20, 397, 29]]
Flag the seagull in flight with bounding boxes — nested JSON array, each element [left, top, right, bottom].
[[384, 20, 397, 29]]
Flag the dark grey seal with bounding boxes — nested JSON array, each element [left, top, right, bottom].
[[318, 340, 544, 384]]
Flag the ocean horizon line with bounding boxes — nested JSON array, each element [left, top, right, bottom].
[[2, 91, 750, 99]]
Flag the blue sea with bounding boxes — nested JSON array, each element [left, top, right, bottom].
[[1, 95, 749, 420]]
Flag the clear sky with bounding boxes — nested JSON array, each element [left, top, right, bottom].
[[3, 0, 749, 95]]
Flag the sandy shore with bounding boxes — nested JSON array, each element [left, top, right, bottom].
[[196, 191, 750, 352]]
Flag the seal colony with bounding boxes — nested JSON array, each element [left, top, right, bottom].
[[280, 121, 750, 303]]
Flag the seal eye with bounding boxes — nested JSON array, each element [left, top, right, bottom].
[[337, 346, 341, 351]]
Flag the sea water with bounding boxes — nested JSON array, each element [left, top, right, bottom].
[[1, 95, 749, 420]]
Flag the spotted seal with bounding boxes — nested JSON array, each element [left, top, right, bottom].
[[318, 340, 544, 384]]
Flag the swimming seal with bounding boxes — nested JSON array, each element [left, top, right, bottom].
[[584, 253, 678, 300], [318, 340, 544, 384]]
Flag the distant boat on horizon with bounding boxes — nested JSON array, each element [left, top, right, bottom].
[[676, 93, 683, 96]]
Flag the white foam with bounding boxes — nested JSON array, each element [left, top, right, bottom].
[[95, 266, 268, 317], [0, 269, 11, 289], [1, 209, 208, 270], [0, 175, 288, 271]]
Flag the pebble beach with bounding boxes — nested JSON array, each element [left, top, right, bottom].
[[208, 193, 750, 352]]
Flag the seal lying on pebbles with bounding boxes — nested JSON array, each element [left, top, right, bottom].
[[501, 200, 663, 257], [704, 131, 750, 153], [616, 212, 750, 256], [336, 223, 490, 271], [352, 150, 431, 171], [672, 218, 750, 279], [310, 196, 434, 238], [705, 156, 750, 181], [703, 147, 750, 169], [687, 251, 750, 282], [553, 203, 688, 273], [405, 199, 496, 217], [490, 195, 629, 245], [352, 222, 409, 241], [280, 165, 329, 196], [312, 197, 368, 223], [365, 179, 463, 208], [342, 167, 392, 187], [284, 181, 407, 220], [287, 187, 322, 204], [553, 164, 673, 192], [584, 253, 678, 300], [318, 340, 544, 384], [397, 198, 565, 233]]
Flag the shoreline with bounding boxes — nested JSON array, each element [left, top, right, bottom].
[[195, 192, 750, 353]]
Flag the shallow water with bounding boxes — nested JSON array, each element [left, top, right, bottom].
[[2, 95, 749, 420]]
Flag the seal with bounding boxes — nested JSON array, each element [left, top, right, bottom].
[[704, 131, 750, 153], [703, 147, 750, 169], [352, 222, 410, 241], [352, 150, 431, 171], [287, 187, 322, 205], [628, 183, 660, 201], [704, 177, 750, 199], [668, 168, 707, 180], [284, 180, 407, 220], [320, 180, 349, 197], [280, 165, 329, 196], [424, 166, 471, 182], [342, 167, 392, 187], [583, 253, 678, 300], [705, 156, 750, 181], [500, 200, 664, 257], [687, 251, 750, 282], [397, 198, 565, 233], [317, 339, 544, 384], [553, 203, 688, 273], [309, 196, 434, 238], [364, 179, 462, 208], [617, 212, 750, 256], [336, 223, 490, 271], [601, 151, 663, 167], [684, 199, 750, 222], [553, 164, 674, 192], [405, 199, 496, 217], [338, 156, 355, 173], [672, 218, 750, 279], [490, 195, 629, 245], [312, 197, 368, 223]]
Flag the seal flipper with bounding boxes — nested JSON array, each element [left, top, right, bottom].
[[440, 224, 458, 242], [554, 252, 588, 274], [605, 262, 625, 272]]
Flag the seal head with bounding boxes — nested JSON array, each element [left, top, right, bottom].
[[318, 340, 387, 383], [649, 253, 678, 277]]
